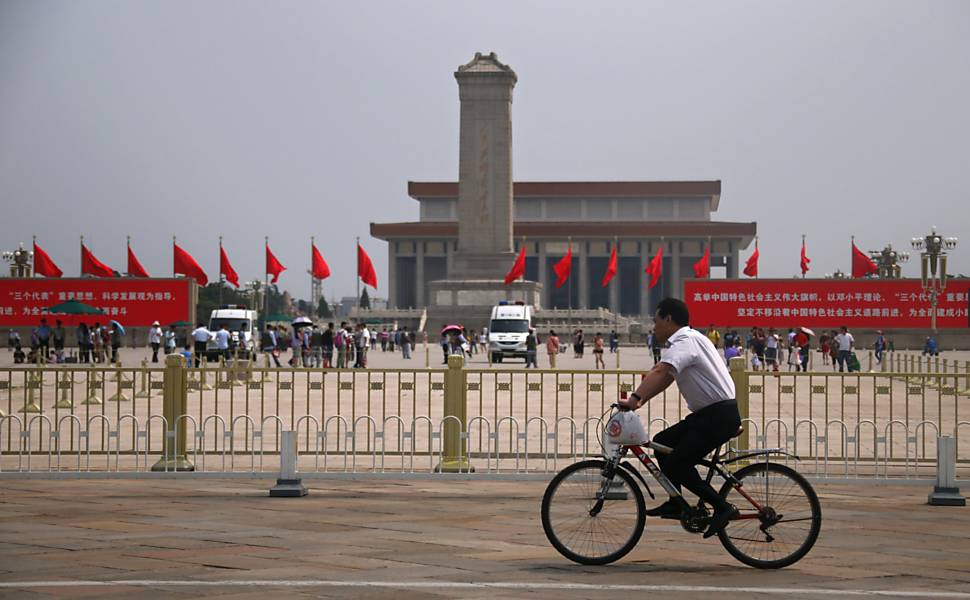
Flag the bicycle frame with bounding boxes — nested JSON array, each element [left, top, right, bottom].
[[614, 441, 795, 521]]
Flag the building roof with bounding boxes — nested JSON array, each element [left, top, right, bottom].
[[408, 180, 722, 210], [371, 220, 756, 241]]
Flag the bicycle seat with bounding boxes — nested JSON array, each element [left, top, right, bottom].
[[732, 425, 744, 438]]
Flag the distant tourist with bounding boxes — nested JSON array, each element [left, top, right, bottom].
[[109, 322, 124, 364], [573, 329, 584, 358], [724, 338, 742, 365], [648, 329, 662, 365], [7, 329, 20, 352], [148, 321, 163, 363], [593, 332, 605, 369], [400, 326, 412, 360], [873, 330, 886, 366], [546, 330, 560, 368], [164, 324, 178, 356], [818, 331, 831, 366], [706, 324, 721, 349], [923, 336, 938, 357], [52, 320, 66, 361], [35, 319, 51, 360], [214, 323, 231, 362], [609, 329, 619, 353], [834, 326, 855, 372], [76, 322, 91, 364], [321, 322, 335, 368], [524, 328, 538, 368], [191, 322, 212, 367]]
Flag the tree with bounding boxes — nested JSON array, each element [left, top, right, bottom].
[[316, 295, 333, 319], [360, 288, 371, 310]]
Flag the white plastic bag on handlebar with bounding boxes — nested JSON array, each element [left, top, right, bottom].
[[602, 410, 648, 454]]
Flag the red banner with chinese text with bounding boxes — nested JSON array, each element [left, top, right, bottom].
[[684, 279, 970, 329], [0, 278, 193, 327]]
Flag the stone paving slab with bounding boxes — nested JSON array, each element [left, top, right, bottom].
[[0, 477, 968, 599]]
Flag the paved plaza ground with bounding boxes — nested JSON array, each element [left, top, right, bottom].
[[0, 477, 968, 599]]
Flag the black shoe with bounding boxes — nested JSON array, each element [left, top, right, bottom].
[[703, 504, 739, 538], [645, 499, 684, 519]]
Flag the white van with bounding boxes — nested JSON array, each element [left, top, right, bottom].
[[488, 302, 532, 363], [207, 305, 258, 360]]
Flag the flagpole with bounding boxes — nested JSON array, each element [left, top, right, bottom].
[[755, 236, 759, 279], [218, 236, 224, 306], [613, 236, 618, 334], [310, 235, 315, 314], [801, 234, 806, 279], [264, 236, 270, 322], [126, 235, 130, 278], [567, 236, 572, 331], [707, 236, 712, 279], [31, 234, 36, 278], [356, 236, 360, 317], [80, 235, 84, 277], [521, 236, 527, 305]]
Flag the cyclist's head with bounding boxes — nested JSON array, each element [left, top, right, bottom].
[[654, 297, 689, 342]]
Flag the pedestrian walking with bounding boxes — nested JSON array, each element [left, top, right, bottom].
[[91, 322, 105, 363], [52, 319, 66, 362], [609, 329, 619, 353], [214, 323, 231, 363], [834, 326, 854, 372], [546, 330, 560, 368], [706, 324, 721, 349], [109, 322, 124, 364], [593, 333, 605, 369], [524, 328, 538, 368], [321, 322, 335, 368], [573, 329, 584, 358], [401, 326, 412, 359], [76, 322, 90, 363], [148, 321, 163, 363], [35, 319, 51, 360], [263, 325, 281, 367], [873, 330, 886, 366], [335, 322, 348, 368], [164, 324, 177, 356], [648, 330, 662, 365]]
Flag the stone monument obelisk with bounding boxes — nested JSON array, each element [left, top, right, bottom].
[[427, 53, 541, 332]]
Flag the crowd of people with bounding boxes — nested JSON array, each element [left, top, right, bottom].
[[7, 318, 127, 365]]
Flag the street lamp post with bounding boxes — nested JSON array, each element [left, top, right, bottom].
[[869, 244, 910, 279], [911, 228, 958, 334], [2, 243, 33, 277]]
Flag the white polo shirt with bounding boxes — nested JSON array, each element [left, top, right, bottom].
[[661, 326, 736, 412], [835, 332, 854, 352], [214, 329, 230, 350], [191, 327, 212, 343]]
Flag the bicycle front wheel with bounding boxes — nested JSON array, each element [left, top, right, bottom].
[[717, 462, 821, 569], [541, 459, 645, 565]]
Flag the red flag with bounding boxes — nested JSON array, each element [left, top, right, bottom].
[[601, 246, 617, 287], [265, 244, 286, 284], [504, 246, 526, 285], [743, 241, 759, 278], [553, 245, 572, 289], [32, 242, 63, 278], [800, 240, 811, 275], [311, 244, 330, 280], [645, 246, 663, 289], [357, 243, 378, 289], [173, 243, 208, 286], [220, 246, 239, 288], [693, 245, 710, 279], [851, 241, 877, 278], [81, 244, 115, 278], [127, 245, 149, 278]]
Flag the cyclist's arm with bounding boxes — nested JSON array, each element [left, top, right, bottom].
[[619, 362, 675, 410]]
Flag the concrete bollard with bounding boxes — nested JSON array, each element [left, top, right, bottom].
[[928, 436, 966, 506], [270, 430, 308, 497]]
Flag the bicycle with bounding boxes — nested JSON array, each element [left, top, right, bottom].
[[541, 404, 821, 569]]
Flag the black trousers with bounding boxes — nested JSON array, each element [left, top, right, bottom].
[[653, 400, 741, 509], [194, 341, 207, 367]]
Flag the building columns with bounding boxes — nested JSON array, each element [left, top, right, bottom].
[[671, 240, 681, 299], [578, 243, 589, 309], [727, 241, 740, 279], [640, 241, 651, 317], [537, 241, 548, 307], [415, 241, 425, 308], [387, 243, 398, 308]]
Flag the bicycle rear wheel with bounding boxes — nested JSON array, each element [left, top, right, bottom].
[[717, 462, 821, 569], [541, 459, 645, 565]]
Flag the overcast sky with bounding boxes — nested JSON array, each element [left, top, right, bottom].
[[1, 1, 968, 300]]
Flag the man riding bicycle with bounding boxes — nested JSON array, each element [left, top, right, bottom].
[[619, 297, 741, 538]]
